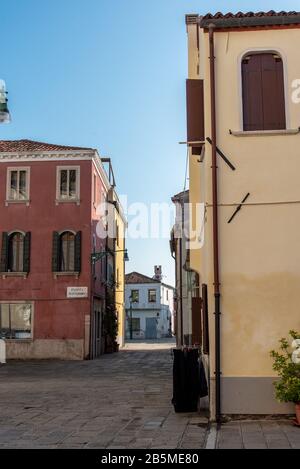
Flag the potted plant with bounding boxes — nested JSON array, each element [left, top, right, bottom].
[[270, 330, 300, 426]]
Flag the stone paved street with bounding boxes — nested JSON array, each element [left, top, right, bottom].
[[216, 421, 300, 449], [0, 340, 208, 449]]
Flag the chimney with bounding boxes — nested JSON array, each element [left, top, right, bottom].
[[154, 265, 162, 281]]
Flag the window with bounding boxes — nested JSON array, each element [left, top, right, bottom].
[[166, 290, 169, 301], [60, 232, 75, 271], [7, 168, 30, 201], [129, 317, 140, 332], [8, 232, 24, 272], [0, 231, 31, 274], [0, 303, 32, 339], [130, 290, 139, 303], [57, 167, 80, 201], [52, 231, 81, 273], [148, 289, 156, 303], [116, 222, 119, 247], [242, 52, 286, 131]]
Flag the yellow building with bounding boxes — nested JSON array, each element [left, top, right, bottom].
[[185, 11, 300, 419], [107, 188, 127, 348], [114, 194, 127, 348]]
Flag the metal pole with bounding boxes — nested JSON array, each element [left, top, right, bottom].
[[130, 301, 133, 340], [209, 24, 221, 426]]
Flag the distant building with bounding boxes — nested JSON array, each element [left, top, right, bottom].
[[125, 267, 175, 340], [0, 139, 126, 360]]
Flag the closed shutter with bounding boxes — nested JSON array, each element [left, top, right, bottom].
[[74, 231, 82, 273], [202, 284, 209, 355], [262, 54, 286, 130], [52, 231, 60, 272], [186, 79, 205, 144], [242, 53, 286, 131], [23, 232, 31, 273], [0, 232, 9, 272]]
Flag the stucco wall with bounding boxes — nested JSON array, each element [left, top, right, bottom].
[[187, 24, 300, 413], [6, 339, 84, 360], [0, 156, 109, 359]]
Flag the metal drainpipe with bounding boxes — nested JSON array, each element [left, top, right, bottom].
[[209, 24, 221, 426], [179, 198, 184, 346]]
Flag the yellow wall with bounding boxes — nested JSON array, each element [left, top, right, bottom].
[[188, 25, 300, 378], [114, 202, 126, 347]]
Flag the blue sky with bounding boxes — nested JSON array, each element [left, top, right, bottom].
[[1, 0, 299, 285]]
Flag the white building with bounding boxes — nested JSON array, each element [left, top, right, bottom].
[[125, 266, 175, 340]]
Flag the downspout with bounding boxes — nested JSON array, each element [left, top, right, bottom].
[[179, 199, 184, 346], [209, 24, 221, 426]]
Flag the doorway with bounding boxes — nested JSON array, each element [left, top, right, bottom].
[[145, 317, 157, 339]]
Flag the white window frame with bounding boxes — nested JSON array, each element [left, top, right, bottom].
[[148, 289, 157, 303], [56, 166, 80, 205], [6, 167, 30, 205], [0, 301, 34, 341]]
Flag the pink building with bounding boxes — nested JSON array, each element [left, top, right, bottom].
[[0, 139, 115, 360]]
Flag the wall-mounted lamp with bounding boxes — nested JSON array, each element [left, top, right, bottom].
[[0, 80, 11, 124]]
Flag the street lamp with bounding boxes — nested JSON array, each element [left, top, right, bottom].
[[0, 80, 11, 124], [91, 248, 129, 265]]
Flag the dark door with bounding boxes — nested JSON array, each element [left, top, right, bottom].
[[95, 311, 102, 358]]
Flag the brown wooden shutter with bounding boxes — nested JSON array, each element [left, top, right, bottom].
[[242, 53, 286, 131], [192, 297, 202, 346], [186, 79, 205, 144], [52, 232, 60, 272], [74, 231, 82, 273], [202, 284, 209, 354], [23, 232, 31, 273], [242, 54, 264, 131], [261, 54, 286, 130], [0, 232, 9, 272]]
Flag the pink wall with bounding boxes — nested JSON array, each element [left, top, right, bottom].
[[0, 159, 107, 341]]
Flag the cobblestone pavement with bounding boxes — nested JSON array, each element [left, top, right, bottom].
[[216, 420, 300, 449], [0, 340, 208, 449]]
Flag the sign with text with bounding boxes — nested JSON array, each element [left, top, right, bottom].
[[67, 287, 88, 299]]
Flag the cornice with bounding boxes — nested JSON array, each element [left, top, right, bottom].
[[0, 148, 112, 192], [0, 150, 95, 161]]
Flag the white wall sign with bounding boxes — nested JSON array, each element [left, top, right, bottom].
[[67, 287, 88, 299]]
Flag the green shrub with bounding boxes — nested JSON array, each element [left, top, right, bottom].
[[270, 330, 300, 404]]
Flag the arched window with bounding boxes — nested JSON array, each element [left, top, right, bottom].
[[8, 232, 24, 272], [52, 230, 81, 273], [60, 231, 75, 272], [242, 52, 286, 131]]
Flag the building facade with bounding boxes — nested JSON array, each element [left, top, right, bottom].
[[125, 267, 175, 340], [170, 190, 203, 347], [185, 11, 300, 417], [0, 139, 126, 360]]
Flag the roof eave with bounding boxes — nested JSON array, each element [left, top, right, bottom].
[[200, 15, 300, 29]]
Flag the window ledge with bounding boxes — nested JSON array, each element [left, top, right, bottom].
[[229, 128, 300, 137], [53, 271, 80, 279], [5, 338, 33, 343], [0, 272, 28, 279], [55, 199, 81, 206], [5, 200, 30, 207]]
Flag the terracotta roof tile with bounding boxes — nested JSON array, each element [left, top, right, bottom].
[[0, 139, 95, 153], [202, 11, 300, 20], [125, 272, 160, 285]]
